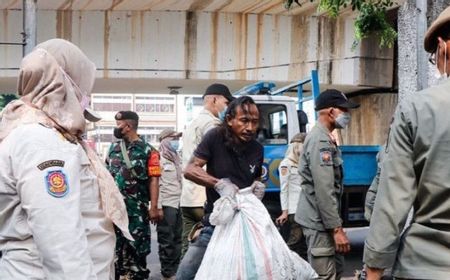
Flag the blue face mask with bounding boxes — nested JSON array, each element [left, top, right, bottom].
[[218, 106, 228, 121], [169, 140, 179, 151]]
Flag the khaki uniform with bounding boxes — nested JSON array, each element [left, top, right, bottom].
[[364, 82, 450, 279], [364, 145, 385, 222], [159, 157, 182, 209], [180, 108, 220, 256], [295, 122, 344, 280], [279, 158, 307, 259], [279, 158, 302, 214], [157, 156, 182, 278], [0, 124, 115, 280], [180, 109, 220, 207]]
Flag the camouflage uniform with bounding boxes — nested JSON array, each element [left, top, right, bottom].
[[107, 137, 160, 280]]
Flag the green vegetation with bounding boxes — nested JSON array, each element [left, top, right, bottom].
[[0, 94, 18, 110], [284, 0, 397, 49]]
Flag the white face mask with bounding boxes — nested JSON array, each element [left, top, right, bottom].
[[335, 112, 351, 129]]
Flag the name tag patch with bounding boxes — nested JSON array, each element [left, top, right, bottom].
[[319, 150, 333, 165], [37, 160, 65, 171], [45, 170, 69, 198]]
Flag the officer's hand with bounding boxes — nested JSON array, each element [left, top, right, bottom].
[[276, 210, 288, 225], [214, 178, 238, 198], [333, 227, 351, 254], [250, 181, 266, 200], [149, 207, 160, 225]]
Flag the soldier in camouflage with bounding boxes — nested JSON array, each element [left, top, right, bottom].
[[106, 111, 162, 280]]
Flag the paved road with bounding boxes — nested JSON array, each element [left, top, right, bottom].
[[147, 225, 368, 280]]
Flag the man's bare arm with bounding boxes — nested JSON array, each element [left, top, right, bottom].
[[183, 156, 218, 188], [148, 176, 161, 224]]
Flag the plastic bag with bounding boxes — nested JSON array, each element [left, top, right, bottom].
[[195, 187, 317, 280]]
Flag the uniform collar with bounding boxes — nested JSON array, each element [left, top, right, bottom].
[[200, 108, 219, 121], [317, 122, 337, 145]]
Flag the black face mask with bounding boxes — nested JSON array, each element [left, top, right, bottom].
[[113, 127, 125, 139]]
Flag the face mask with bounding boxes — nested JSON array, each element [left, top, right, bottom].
[[169, 140, 179, 151], [218, 106, 227, 122], [335, 112, 351, 129], [113, 127, 125, 139]]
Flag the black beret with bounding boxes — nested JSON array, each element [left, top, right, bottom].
[[115, 111, 139, 121]]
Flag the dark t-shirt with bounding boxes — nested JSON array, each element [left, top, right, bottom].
[[194, 127, 264, 224]]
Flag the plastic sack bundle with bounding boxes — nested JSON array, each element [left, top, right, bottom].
[[195, 187, 318, 280]]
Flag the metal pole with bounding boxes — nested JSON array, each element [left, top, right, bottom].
[[310, 69, 320, 120], [416, 0, 428, 91], [23, 0, 37, 56], [297, 85, 303, 111]]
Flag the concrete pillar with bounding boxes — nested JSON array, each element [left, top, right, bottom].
[[23, 0, 37, 56], [398, 0, 450, 101]]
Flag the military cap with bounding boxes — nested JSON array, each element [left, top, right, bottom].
[[115, 111, 139, 121], [315, 89, 360, 111]]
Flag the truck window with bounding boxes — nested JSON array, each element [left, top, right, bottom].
[[256, 104, 288, 145]]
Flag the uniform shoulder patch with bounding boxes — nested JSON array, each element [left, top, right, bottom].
[[148, 151, 161, 177], [319, 149, 333, 166], [45, 170, 69, 198]]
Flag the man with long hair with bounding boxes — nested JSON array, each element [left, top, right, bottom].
[[176, 96, 265, 279]]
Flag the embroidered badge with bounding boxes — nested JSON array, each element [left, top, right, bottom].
[[148, 151, 161, 177], [37, 160, 65, 171], [319, 150, 333, 165], [45, 170, 69, 198]]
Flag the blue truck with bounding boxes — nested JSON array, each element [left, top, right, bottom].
[[235, 70, 380, 227]]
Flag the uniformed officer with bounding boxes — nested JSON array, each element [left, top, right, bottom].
[[364, 144, 385, 222], [364, 6, 450, 280], [157, 129, 183, 280], [106, 111, 162, 280], [295, 89, 359, 280], [180, 83, 234, 257], [276, 133, 308, 260], [0, 39, 131, 279]]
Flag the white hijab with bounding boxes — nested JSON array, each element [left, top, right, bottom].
[[0, 39, 132, 240]]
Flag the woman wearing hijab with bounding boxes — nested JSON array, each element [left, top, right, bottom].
[[156, 129, 183, 280], [0, 39, 131, 279], [275, 132, 308, 260]]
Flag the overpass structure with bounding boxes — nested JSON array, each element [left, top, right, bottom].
[[0, 0, 395, 94], [8, 0, 444, 148]]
